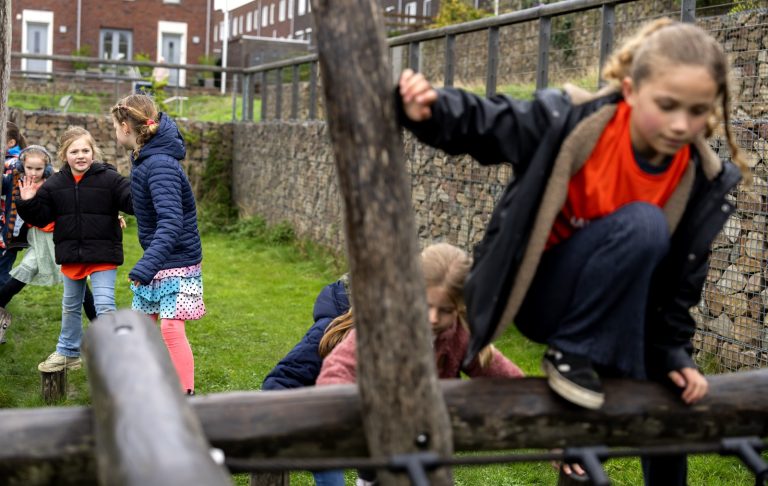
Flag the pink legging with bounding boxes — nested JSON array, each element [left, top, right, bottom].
[[151, 315, 194, 393]]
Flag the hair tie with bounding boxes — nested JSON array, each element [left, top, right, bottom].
[[146, 119, 156, 126]]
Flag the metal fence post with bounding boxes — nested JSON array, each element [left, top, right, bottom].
[[309, 62, 318, 120], [291, 64, 299, 120], [444, 34, 455, 88], [276, 67, 283, 120], [409, 41, 420, 71], [486, 26, 499, 97], [536, 16, 551, 90], [598, 4, 615, 89], [261, 70, 269, 122], [681, 0, 696, 23], [242, 72, 253, 121]]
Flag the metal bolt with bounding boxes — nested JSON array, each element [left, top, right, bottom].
[[415, 432, 430, 448]]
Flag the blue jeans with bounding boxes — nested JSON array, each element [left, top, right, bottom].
[[57, 269, 117, 357], [312, 470, 345, 486]]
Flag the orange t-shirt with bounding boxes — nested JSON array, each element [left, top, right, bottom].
[[60, 173, 118, 280], [546, 100, 690, 248]]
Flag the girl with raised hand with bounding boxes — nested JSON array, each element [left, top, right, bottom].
[[17, 127, 133, 372], [397, 18, 745, 485], [111, 93, 204, 395]]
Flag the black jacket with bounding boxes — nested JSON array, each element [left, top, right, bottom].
[[16, 162, 134, 265], [400, 87, 741, 377]]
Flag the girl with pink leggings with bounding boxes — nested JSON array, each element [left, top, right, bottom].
[[111, 94, 204, 394]]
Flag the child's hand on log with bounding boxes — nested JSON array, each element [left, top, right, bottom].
[[399, 69, 437, 122], [668, 367, 708, 404]]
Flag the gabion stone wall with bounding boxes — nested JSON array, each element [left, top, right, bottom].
[[8, 108, 232, 200]]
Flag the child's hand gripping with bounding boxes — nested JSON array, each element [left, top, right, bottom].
[[399, 69, 438, 122], [18, 176, 42, 200], [668, 367, 708, 404]]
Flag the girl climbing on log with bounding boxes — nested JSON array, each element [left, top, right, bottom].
[[396, 17, 746, 485], [111, 93, 204, 395], [17, 127, 133, 373]]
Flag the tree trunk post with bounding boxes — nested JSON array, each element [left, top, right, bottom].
[[309, 1, 454, 484], [83, 310, 232, 486], [40, 370, 67, 404], [0, 0, 11, 151]]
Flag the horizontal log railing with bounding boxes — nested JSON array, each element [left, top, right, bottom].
[[1, 368, 767, 484]]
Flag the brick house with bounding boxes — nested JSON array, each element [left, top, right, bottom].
[[210, 0, 436, 67], [11, 0, 214, 87]]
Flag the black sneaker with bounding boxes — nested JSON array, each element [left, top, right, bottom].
[[542, 348, 604, 410]]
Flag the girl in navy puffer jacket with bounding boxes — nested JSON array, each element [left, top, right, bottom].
[[111, 94, 204, 395]]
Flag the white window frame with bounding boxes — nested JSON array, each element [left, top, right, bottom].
[[269, 4, 275, 24], [288, 0, 293, 19], [298, 0, 306, 15], [262, 6, 269, 26], [157, 21, 188, 87], [246, 12, 252, 32], [423, 0, 431, 16], [279, 0, 286, 21], [405, 2, 417, 23], [21, 9, 53, 74]]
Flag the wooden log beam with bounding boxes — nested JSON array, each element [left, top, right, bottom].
[[1, 370, 766, 484], [309, 0, 453, 483], [82, 310, 232, 486]]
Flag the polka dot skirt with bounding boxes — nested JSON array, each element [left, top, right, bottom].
[[131, 264, 205, 320]]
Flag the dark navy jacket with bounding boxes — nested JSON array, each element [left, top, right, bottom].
[[129, 113, 202, 284], [262, 279, 350, 390]]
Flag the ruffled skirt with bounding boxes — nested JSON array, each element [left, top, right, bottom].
[[131, 264, 205, 320]]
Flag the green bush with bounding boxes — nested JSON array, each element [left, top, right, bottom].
[[71, 45, 92, 71]]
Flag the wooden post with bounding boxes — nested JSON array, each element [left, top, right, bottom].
[[0, 0, 11, 151], [40, 370, 67, 403], [309, 0, 454, 484], [82, 310, 231, 486], [249, 472, 290, 486]]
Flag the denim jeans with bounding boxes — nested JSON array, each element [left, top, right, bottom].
[[57, 269, 117, 357], [312, 470, 345, 486], [516, 202, 670, 379]]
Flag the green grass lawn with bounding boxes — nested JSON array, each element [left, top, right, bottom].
[[7, 91, 256, 123], [0, 221, 758, 485]]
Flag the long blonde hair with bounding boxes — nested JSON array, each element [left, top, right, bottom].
[[57, 126, 103, 166], [602, 18, 748, 180], [320, 243, 497, 368], [110, 94, 160, 158]]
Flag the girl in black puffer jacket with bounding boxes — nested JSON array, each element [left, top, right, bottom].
[[17, 126, 133, 374]]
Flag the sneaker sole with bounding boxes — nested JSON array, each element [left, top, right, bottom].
[[542, 359, 605, 410], [38, 361, 82, 373]]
